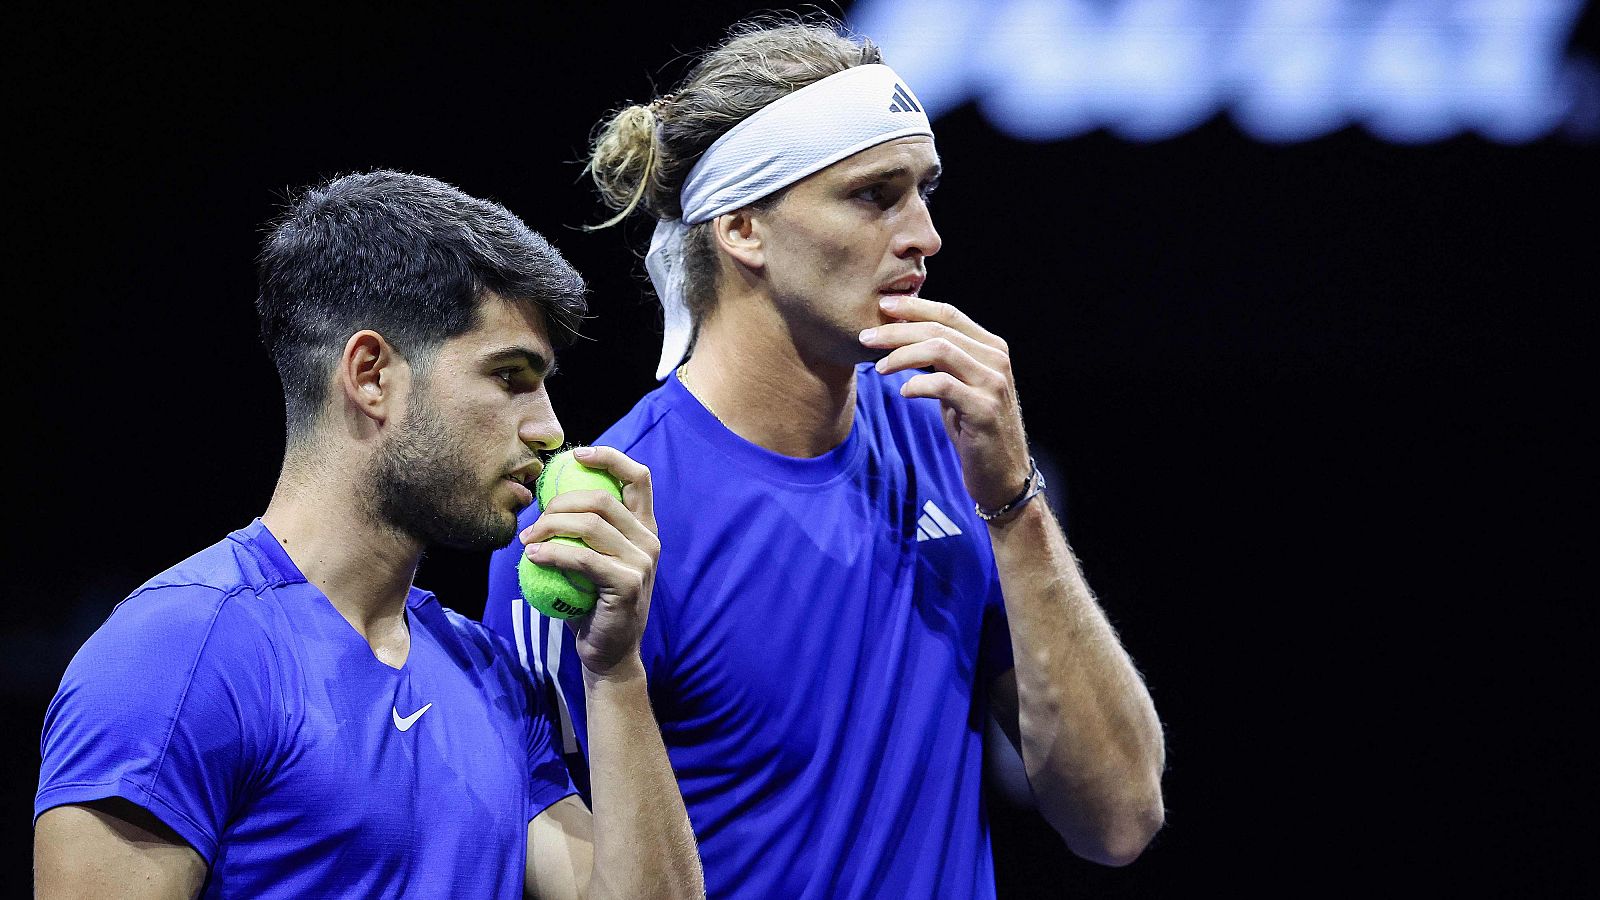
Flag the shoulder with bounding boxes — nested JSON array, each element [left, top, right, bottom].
[[594, 381, 678, 456], [38, 548, 287, 867], [582, 382, 708, 512], [41, 544, 285, 798], [56, 534, 286, 719], [96, 537, 281, 662], [140, 525, 283, 595], [60, 587, 280, 723]]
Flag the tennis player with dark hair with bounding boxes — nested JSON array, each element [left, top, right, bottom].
[[35, 170, 703, 900], [484, 17, 1166, 899]]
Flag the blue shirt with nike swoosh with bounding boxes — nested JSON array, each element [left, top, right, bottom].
[[37, 518, 574, 899], [485, 365, 1014, 899]]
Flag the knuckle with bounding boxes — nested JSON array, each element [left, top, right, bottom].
[[635, 558, 652, 583]]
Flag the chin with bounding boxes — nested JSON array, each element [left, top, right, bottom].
[[490, 503, 523, 539], [431, 503, 520, 552]]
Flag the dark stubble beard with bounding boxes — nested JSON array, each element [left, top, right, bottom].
[[369, 392, 520, 552]]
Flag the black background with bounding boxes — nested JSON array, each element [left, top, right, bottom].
[[7, 2, 1595, 896]]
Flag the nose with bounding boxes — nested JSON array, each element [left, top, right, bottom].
[[520, 392, 564, 454], [896, 194, 941, 260]]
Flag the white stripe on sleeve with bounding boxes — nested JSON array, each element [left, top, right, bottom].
[[546, 622, 578, 754]]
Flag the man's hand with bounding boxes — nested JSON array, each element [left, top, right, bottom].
[[867, 296, 1167, 864], [519, 446, 703, 900], [862, 294, 1032, 512], [519, 445, 660, 678]]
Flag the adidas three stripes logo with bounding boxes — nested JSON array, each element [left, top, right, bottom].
[[888, 83, 922, 114], [916, 500, 963, 542]]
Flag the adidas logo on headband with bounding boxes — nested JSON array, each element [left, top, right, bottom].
[[888, 83, 922, 114]]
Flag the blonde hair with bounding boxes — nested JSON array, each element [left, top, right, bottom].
[[584, 14, 882, 336]]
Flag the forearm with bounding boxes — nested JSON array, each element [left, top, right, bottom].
[[581, 659, 703, 900], [991, 500, 1166, 865]]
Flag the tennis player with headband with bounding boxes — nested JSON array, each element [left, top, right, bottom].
[[485, 16, 1165, 897]]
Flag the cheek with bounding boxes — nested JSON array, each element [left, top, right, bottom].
[[450, 406, 511, 460], [778, 228, 871, 283], [819, 242, 864, 279]]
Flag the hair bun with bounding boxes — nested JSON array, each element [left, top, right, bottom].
[[585, 103, 662, 229]]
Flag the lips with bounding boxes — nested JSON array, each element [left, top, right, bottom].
[[507, 460, 543, 489], [506, 478, 534, 506], [878, 274, 925, 296], [504, 461, 543, 506]]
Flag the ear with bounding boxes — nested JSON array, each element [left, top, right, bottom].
[[710, 209, 765, 272], [337, 330, 409, 425]]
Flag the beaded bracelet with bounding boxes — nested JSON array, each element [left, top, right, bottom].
[[975, 456, 1047, 522]]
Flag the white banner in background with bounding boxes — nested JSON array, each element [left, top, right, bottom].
[[849, 0, 1597, 143]]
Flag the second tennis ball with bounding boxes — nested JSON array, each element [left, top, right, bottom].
[[518, 448, 625, 620]]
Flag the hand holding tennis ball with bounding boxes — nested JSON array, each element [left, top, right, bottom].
[[519, 446, 659, 675], [518, 448, 624, 618]]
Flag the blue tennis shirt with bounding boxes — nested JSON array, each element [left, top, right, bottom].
[[486, 366, 1014, 899], [38, 519, 573, 899]]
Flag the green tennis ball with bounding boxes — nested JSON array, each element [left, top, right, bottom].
[[518, 542, 597, 619], [518, 448, 625, 620], [536, 448, 624, 510]]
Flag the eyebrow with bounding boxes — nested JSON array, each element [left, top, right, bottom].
[[484, 345, 558, 378], [847, 162, 944, 185]]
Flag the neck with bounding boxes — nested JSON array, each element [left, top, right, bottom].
[[683, 297, 859, 458], [261, 447, 420, 657]]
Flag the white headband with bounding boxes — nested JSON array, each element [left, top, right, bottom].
[[645, 63, 933, 379]]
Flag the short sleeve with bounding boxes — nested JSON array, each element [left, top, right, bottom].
[[36, 584, 274, 864]]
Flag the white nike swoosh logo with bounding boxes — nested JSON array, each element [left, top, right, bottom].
[[392, 702, 433, 732]]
